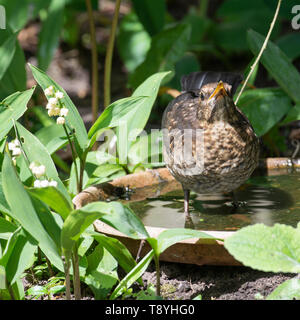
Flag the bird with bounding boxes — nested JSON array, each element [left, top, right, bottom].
[[161, 71, 260, 217]]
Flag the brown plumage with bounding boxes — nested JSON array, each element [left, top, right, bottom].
[[162, 71, 259, 215]]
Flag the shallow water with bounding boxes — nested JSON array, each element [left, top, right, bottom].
[[127, 172, 300, 231]]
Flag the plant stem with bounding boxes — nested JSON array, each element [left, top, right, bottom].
[[63, 124, 79, 193], [85, 0, 99, 124], [198, 0, 208, 18], [71, 245, 81, 300], [154, 255, 161, 297], [234, 0, 282, 105], [62, 256, 71, 300], [103, 0, 121, 108]]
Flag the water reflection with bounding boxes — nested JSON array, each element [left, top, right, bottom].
[[128, 173, 298, 231]]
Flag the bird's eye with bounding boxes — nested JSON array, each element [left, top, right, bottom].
[[200, 92, 205, 101]]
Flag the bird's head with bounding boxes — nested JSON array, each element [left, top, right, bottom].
[[198, 81, 235, 123], [181, 71, 242, 124]]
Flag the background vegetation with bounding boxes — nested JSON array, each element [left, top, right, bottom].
[[0, 0, 300, 300]]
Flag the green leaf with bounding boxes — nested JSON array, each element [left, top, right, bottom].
[[267, 278, 300, 300], [276, 33, 300, 61], [68, 151, 109, 195], [237, 88, 292, 137], [0, 29, 27, 99], [129, 23, 191, 89], [131, 0, 166, 36], [110, 249, 154, 300], [128, 129, 162, 166], [35, 123, 68, 155], [37, 0, 65, 71], [117, 13, 151, 73], [0, 0, 30, 31], [28, 186, 73, 221], [150, 228, 216, 257], [0, 217, 17, 240], [0, 174, 11, 216], [88, 96, 148, 139], [214, 0, 277, 52], [0, 87, 35, 141], [61, 201, 149, 258], [26, 285, 48, 297], [29, 64, 88, 151], [84, 245, 118, 299], [281, 102, 300, 125], [2, 153, 63, 271], [15, 122, 71, 203], [117, 71, 170, 161], [0, 32, 17, 81], [247, 29, 300, 103], [224, 223, 300, 273], [86, 164, 125, 187], [0, 227, 36, 284], [90, 231, 138, 276]]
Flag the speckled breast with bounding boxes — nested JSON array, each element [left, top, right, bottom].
[[162, 96, 260, 194]]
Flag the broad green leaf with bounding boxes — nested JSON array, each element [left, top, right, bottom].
[[26, 285, 48, 298], [31, 196, 62, 251], [131, 0, 165, 36], [247, 29, 300, 103], [61, 201, 149, 258], [15, 122, 71, 203], [28, 186, 73, 221], [281, 102, 300, 125], [88, 96, 148, 140], [30, 64, 88, 151], [117, 72, 171, 161], [224, 223, 300, 273], [68, 151, 109, 195], [35, 123, 68, 155], [276, 33, 300, 61], [0, 174, 11, 216], [0, 29, 27, 99], [0, 228, 36, 284], [237, 88, 292, 137], [117, 13, 151, 73], [129, 24, 191, 89], [86, 164, 125, 187], [214, 0, 277, 52], [0, 87, 35, 141], [37, 0, 65, 71], [267, 278, 300, 300], [90, 231, 138, 275], [128, 130, 162, 165], [2, 153, 63, 271], [0, 0, 29, 31], [0, 217, 17, 240], [0, 33, 17, 81], [110, 249, 154, 300], [168, 52, 201, 90], [149, 228, 216, 256]]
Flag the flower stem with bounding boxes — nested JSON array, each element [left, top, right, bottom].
[[85, 0, 99, 124], [154, 255, 161, 297], [234, 0, 282, 105], [62, 124, 79, 193], [103, 0, 121, 108]]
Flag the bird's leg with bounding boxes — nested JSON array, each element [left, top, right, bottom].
[[183, 188, 190, 215], [230, 191, 246, 211]]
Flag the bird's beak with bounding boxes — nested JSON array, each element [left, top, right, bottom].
[[208, 81, 228, 101]]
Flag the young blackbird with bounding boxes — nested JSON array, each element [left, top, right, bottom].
[[162, 71, 260, 215]]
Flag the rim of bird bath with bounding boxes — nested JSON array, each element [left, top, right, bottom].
[[72, 157, 300, 266]]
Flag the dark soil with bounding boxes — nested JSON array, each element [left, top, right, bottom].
[[141, 261, 295, 300]]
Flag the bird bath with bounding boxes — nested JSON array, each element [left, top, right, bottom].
[[73, 158, 300, 266]]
